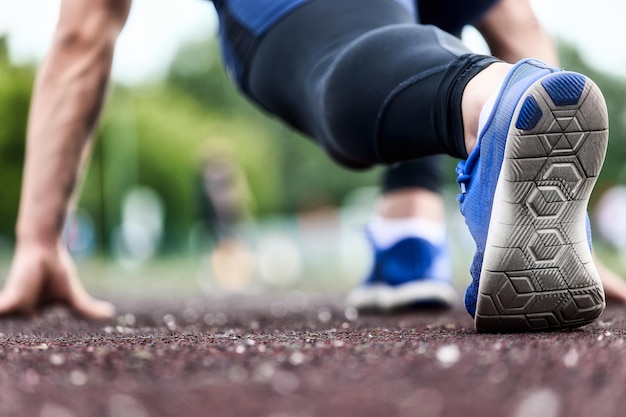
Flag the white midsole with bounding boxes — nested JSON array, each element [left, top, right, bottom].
[[346, 281, 459, 311]]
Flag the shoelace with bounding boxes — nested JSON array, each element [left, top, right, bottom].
[[456, 166, 470, 194], [455, 145, 480, 200]]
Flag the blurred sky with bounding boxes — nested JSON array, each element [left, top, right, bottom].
[[0, 0, 624, 85]]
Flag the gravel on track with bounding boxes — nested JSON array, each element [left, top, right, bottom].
[[1, 294, 625, 417]]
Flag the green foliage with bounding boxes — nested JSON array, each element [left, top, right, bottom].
[[0, 38, 33, 241], [80, 84, 286, 251], [2, 35, 626, 252]]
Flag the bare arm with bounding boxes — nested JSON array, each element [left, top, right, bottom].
[[476, 0, 559, 66], [19, 0, 131, 245], [0, 0, 132, 318]]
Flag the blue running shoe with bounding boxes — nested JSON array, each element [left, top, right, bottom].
[[456, 59, 608, 332], [346, 231, 458, 311]]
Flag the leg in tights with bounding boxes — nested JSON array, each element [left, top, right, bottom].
[[213, 0, 513, 309], [245, 0, 498, 169], [381, 0, 500, 206]]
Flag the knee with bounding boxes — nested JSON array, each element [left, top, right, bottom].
[[323, 24, 454, 166], [323, 26, 411, 165]]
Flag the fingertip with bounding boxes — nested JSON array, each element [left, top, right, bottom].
[[0, 292, 17, 316], [96, 300, 117, 320], [0, 293, 35, 317], [74, 297, 116, 320]]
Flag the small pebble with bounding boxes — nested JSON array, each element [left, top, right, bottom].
[[317, 308, 332, 323], [50, 354, 65, 366], [563, 349, 579, 368], [70, 370, 88, 386], [289, 352, 305, 366], [514, 388, 561, 417], [436, 345, 460, 367]]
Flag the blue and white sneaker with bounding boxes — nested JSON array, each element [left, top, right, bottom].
[[346, 231, 458, 311], [456, 59, 608, 332]]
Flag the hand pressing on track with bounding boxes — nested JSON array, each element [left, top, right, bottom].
[[595, 255, 626, 305], [0, 243, 115, 319], [0, 244, 624, 319]]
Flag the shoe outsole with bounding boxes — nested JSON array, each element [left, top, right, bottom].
[[347, 281, 458, 311], [475, 72, 608, 333]]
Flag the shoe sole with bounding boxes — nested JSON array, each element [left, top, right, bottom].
[[347, 281, 458, 311], [476, 72, 608, 333]]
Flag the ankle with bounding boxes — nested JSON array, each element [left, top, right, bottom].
[[462, 63, 512, 154], [377, 189, 444, 222], [368, 215, 446, 248]]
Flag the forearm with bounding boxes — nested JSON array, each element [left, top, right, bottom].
[[476, 0, 558, 66], [15, 0, 131, 247]]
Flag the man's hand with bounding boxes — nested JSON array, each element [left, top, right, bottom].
[[595, 254, 626, 304], [0, 244, 115, 319], [0, 0, 131, 320]]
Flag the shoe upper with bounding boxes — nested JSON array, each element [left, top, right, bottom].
[[455, 59, 559, 317], [364, 232, 452, 288]]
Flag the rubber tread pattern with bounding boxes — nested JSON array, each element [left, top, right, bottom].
[[516, 95, 542, 130], [475, 72, 608, 333]]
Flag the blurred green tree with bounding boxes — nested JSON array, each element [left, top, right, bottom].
[[0, 37, 33, 242], [2, 35, 625, 254]]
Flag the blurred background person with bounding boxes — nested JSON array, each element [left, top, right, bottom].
[[197, 149, 255, 292]]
